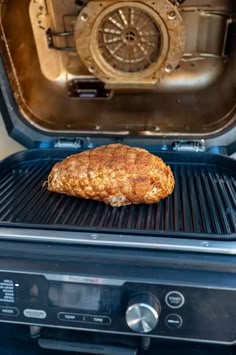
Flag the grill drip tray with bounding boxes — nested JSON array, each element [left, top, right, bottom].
[[0, 149, 235, 241]]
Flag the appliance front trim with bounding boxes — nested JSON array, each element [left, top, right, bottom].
[[1, 227, 236, 255], [0, 319, 235, 345]]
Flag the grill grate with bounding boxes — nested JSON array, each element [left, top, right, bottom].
[[0, 151, 235, 238]]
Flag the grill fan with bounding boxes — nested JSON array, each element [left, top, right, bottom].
[[74, 0, 185, 88], [97, 6, 162, 73]]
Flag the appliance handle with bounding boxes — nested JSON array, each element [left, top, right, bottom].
[[38, 338, 138, 355]]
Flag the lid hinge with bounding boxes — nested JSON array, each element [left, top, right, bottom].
[[173, 140, 206, 153], [54, 138, 82, 149]]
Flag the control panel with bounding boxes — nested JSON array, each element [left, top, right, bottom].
[[0, 271, 236, 343]]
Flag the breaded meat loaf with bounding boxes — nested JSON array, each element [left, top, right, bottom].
[[45, 144, 175, 207]]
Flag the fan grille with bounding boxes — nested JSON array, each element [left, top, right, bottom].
[[97, 6, 162, 73]]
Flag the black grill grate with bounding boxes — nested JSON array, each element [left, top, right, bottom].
[[0, 150, 235, 238]]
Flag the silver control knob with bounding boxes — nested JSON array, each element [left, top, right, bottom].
[[125, 294, 161, 334]]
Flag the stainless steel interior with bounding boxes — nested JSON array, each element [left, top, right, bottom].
[[0, 0, 235, 136]]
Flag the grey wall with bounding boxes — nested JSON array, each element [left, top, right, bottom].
[[0, 114, 25, 159]]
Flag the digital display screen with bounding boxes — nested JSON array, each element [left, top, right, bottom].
[[48, 283, 101, 311]]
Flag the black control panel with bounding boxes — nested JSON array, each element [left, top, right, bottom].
[[0, 270, 236, 343]]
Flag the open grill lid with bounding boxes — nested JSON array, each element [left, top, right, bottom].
[[0, 0, 235, 153]]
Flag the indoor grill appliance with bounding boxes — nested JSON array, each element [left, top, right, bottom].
[[0, 0, 235, 352]]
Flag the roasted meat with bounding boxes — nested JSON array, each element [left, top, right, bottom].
[[46, 144, 175, 207]]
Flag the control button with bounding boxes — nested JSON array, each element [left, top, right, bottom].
[[126, 294, 161, 334], [58, 313, 86, 322], [0, 307, 19, 316], [58, 313, 111, 325], [165, 314, 183, 329], [165, 291, 185, 309], [23, 309, 47, 319], [58, 313, 77, 321], [87, 315, 111, 325]]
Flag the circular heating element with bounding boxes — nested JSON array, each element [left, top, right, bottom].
[[74, 0, 186, 88], [97, 6, 162, 73]]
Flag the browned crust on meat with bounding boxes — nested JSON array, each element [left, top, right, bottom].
[[45, 144, 175, 207]]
